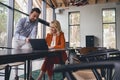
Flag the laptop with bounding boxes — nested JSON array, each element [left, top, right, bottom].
[[29, 39, 48, 50]]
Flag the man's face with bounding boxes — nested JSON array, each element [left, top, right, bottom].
[[29, 11, 40, 22]]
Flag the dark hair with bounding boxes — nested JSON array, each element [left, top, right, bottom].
[[31, 8, 41, 14]]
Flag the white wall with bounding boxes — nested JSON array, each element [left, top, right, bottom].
[[56, 3, 120, 49]]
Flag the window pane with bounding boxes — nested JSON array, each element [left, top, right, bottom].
[[14, 0, 28, 21], [15, 0, 28, 13], [69, 12, 80, 48], [33, 0, 41, 8], [70, 12, 80, 25], [70, 25, 80, 47], [103, 24, 116, 49], [103, 9, 115, 23], [14, 0, 28, 35], [0, 0, 8, 47]]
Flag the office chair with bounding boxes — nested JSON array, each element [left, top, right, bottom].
[[72, 47, 119, 80], [71, 47, 101, 80], [0, 64, 11, 80], [53, 42, 78, 80]]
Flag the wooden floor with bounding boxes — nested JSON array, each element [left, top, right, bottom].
[[72, 70, 96, 80]]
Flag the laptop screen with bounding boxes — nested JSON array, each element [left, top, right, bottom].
[[29, 39, 48, 50]]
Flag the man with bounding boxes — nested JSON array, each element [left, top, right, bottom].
[[12, 8, 41, 80], [12, 8, 41, 49]]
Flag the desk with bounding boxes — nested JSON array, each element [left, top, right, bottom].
[[0, 49, 66, 80], [79, 50, 120, 62]]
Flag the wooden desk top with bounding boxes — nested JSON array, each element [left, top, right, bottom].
[[0, 49, 66, 65]]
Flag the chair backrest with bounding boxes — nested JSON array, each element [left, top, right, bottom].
[[79, 47, 98, 55], [0, 64, 7, 70]]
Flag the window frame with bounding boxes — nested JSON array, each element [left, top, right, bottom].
[[68, 11, 80, 48], [102, 8, 117, 49]]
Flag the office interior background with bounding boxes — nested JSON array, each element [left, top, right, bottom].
[[0, 0, 120, 80], [0, 0, 120, 49]]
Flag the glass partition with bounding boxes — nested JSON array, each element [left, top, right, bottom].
[[0, 0, 8, 47]]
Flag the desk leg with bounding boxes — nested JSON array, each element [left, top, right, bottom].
[[26, 60, 30, 80], [24, 61, 27, 80], [26, 60, 33, 80]]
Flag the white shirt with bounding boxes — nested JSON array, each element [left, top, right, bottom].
[[50, 35, 56, 47]]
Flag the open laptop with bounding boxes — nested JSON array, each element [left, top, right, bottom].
[[29, 39, 48, 50]]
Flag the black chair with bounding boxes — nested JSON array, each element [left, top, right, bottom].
[[0, 64, 11, 80], [75, 48, 120, 80], [54, 61, 120, 80]]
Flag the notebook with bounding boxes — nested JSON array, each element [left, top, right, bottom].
[[29, 39, 48, 50]]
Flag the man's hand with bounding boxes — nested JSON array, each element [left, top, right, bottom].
[[25, 37, 30, 43]]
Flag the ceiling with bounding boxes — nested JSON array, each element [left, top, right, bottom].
[[35, 0, 120, 9]]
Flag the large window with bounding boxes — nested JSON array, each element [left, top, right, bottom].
[[102, 8, 116, 49], [0, 0, 8, 47], [14, 0, 28, 30], [69, 12, 80, 48]]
